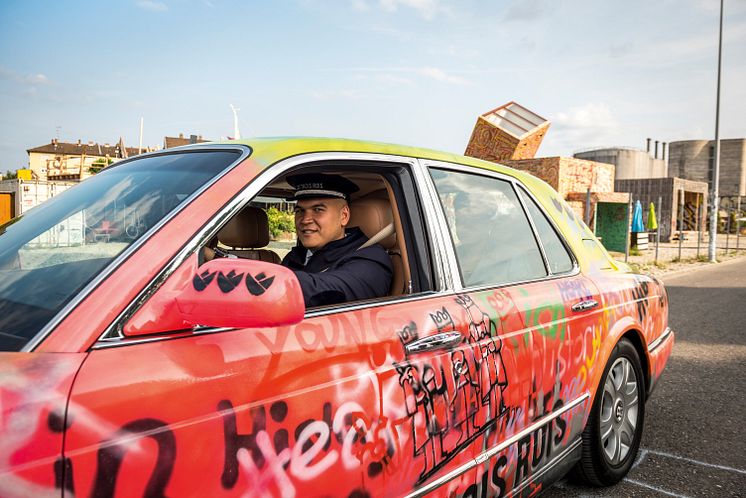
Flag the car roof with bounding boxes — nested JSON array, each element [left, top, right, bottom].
[[210, 136, 535, 181], [171, 137, 621, 274]]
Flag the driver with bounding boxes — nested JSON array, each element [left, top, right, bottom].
[[281, 173, 393, 307]]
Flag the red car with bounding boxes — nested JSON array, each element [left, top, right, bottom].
[[0, 138, 673, 497]]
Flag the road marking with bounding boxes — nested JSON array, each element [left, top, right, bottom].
[[625, 478, 692, 498], [631, 448, 648, 470], [642, 448, 746, 476]]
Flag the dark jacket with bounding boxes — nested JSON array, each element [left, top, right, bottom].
[[281, 227, 393, 307]]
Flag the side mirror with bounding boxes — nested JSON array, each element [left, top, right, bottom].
[[124, 255, 305, 336]]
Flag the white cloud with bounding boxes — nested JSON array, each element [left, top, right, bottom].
[[136, 0, 168, 12], [503, 0, 551, 22], [378, 74, 416, 86], [416, 66, 469, 85], [310, 89, 361, 100], [550, 102, 622, 152], [377, 0, 447, 19], [350, 0, 371, 12], [0, 67, 51, 88], [350, 66, 470, 85]]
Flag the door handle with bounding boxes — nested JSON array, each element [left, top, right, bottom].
[[572, 299, 599, 312], [405, 332, 463, 354]]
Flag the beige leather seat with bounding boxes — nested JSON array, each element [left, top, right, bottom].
[[348, 195, 407, 296], [216, 207, 281, 264]]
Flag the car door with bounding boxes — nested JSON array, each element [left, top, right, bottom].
[[61, 153, 483, 498], [425, 163, 597, 497]]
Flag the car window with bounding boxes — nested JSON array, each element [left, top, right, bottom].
[[0, 150, 241, 352], [430, 168, 547, 287], [517, 186, 574, 274]]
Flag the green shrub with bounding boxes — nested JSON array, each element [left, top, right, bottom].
[[266, 207, 295, 239]]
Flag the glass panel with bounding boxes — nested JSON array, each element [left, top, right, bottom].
[[518, 187, 574, 274], [430, 168, 546, 287], [0, 150, 240, 351]]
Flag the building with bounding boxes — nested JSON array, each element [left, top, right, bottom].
[[574, 142, 667, 181], [502, 157, 630, 252], [668, 138, 746, 198], [464, 101, 632, 253], [26, 137, 144, 181], [615, 178, 708, 242], [164, 133, 210, 149]]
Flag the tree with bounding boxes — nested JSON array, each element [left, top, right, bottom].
[[88, 158, 113, 174], [2, 170, 18, 180]]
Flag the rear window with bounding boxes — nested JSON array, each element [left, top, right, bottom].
[[0, 150, 241, 351]]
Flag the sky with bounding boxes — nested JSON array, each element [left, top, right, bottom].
[[1, 0, 745, 170]]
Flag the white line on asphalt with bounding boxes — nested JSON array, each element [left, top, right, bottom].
[[643, 448, 746, 476], [631, 448, 648, 470], [625, 478, 692, 498]]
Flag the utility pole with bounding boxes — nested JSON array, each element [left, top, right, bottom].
[[138, 117, 144, 154], [230, 104, 241, 140], [708, 0, 724, 262]]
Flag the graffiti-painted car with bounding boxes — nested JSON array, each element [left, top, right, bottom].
[[0, 139, 673, 497]]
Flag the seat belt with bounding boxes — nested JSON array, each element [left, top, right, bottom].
[[357, 222, 395, 250]]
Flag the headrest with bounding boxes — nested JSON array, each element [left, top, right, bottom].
[[218, 206, 270, 248], [349, 196, 395, 249]]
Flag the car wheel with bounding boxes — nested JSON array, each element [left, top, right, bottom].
[[572, 338, 645, 486]]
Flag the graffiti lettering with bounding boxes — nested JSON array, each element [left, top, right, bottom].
[[91, 418, 176, 498]]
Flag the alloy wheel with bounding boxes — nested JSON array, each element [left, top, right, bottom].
[[599, 356, 639, 465]]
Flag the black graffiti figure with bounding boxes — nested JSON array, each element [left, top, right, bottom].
[[448, 348, 479, 441], [395, 361, 451, 483], [455, 295, 508, 424]]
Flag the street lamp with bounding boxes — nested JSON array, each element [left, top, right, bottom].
[[708, 0, 724, 262]]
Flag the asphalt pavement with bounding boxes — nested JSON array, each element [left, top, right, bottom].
[[544, 257, 746, 497]]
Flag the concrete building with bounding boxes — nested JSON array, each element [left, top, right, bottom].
[[668, 138, 746, 197], [574, 144, 667, 181], [615, 177, 708, 242]]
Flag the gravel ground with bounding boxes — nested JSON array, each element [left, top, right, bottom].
[[610, 231, 746, 277]]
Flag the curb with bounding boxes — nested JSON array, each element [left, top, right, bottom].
[[658, 253, 746, 281]]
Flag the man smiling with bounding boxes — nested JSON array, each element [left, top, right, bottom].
[[281, 173, 393, 307]]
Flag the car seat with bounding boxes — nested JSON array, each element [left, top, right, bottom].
[[348, 193, 407, 296], [216, 206, 281, 264]]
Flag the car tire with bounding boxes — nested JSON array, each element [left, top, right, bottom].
[[571, 338, 645, 486]]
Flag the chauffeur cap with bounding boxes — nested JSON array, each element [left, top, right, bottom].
[[286, 173, 359, 201]]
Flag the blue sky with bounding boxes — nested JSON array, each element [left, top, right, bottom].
[[1, 0, 744, 170]]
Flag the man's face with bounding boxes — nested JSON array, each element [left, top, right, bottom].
[[294, 197, 350, 251]]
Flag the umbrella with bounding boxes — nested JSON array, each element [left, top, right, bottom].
[[631, 200, 644, 233], [647, 202, 658, 231]]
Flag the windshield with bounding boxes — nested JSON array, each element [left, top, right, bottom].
[[0, 150, 241, 351]]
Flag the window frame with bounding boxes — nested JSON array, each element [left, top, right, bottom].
[[94, 151, 452, 349], [515, 184, 578, 277], [419, 159, 580, 294], [23, 144, 252, 352]]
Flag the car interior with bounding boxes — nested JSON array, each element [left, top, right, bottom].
[[202, 167, 422, 301]]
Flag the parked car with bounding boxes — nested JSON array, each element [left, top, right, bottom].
[[0, 138, 673, 497]]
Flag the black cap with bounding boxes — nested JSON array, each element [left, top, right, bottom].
[[286, 173, 359, 201]]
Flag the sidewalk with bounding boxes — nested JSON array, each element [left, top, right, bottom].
[[608, 231, 746, 277]]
